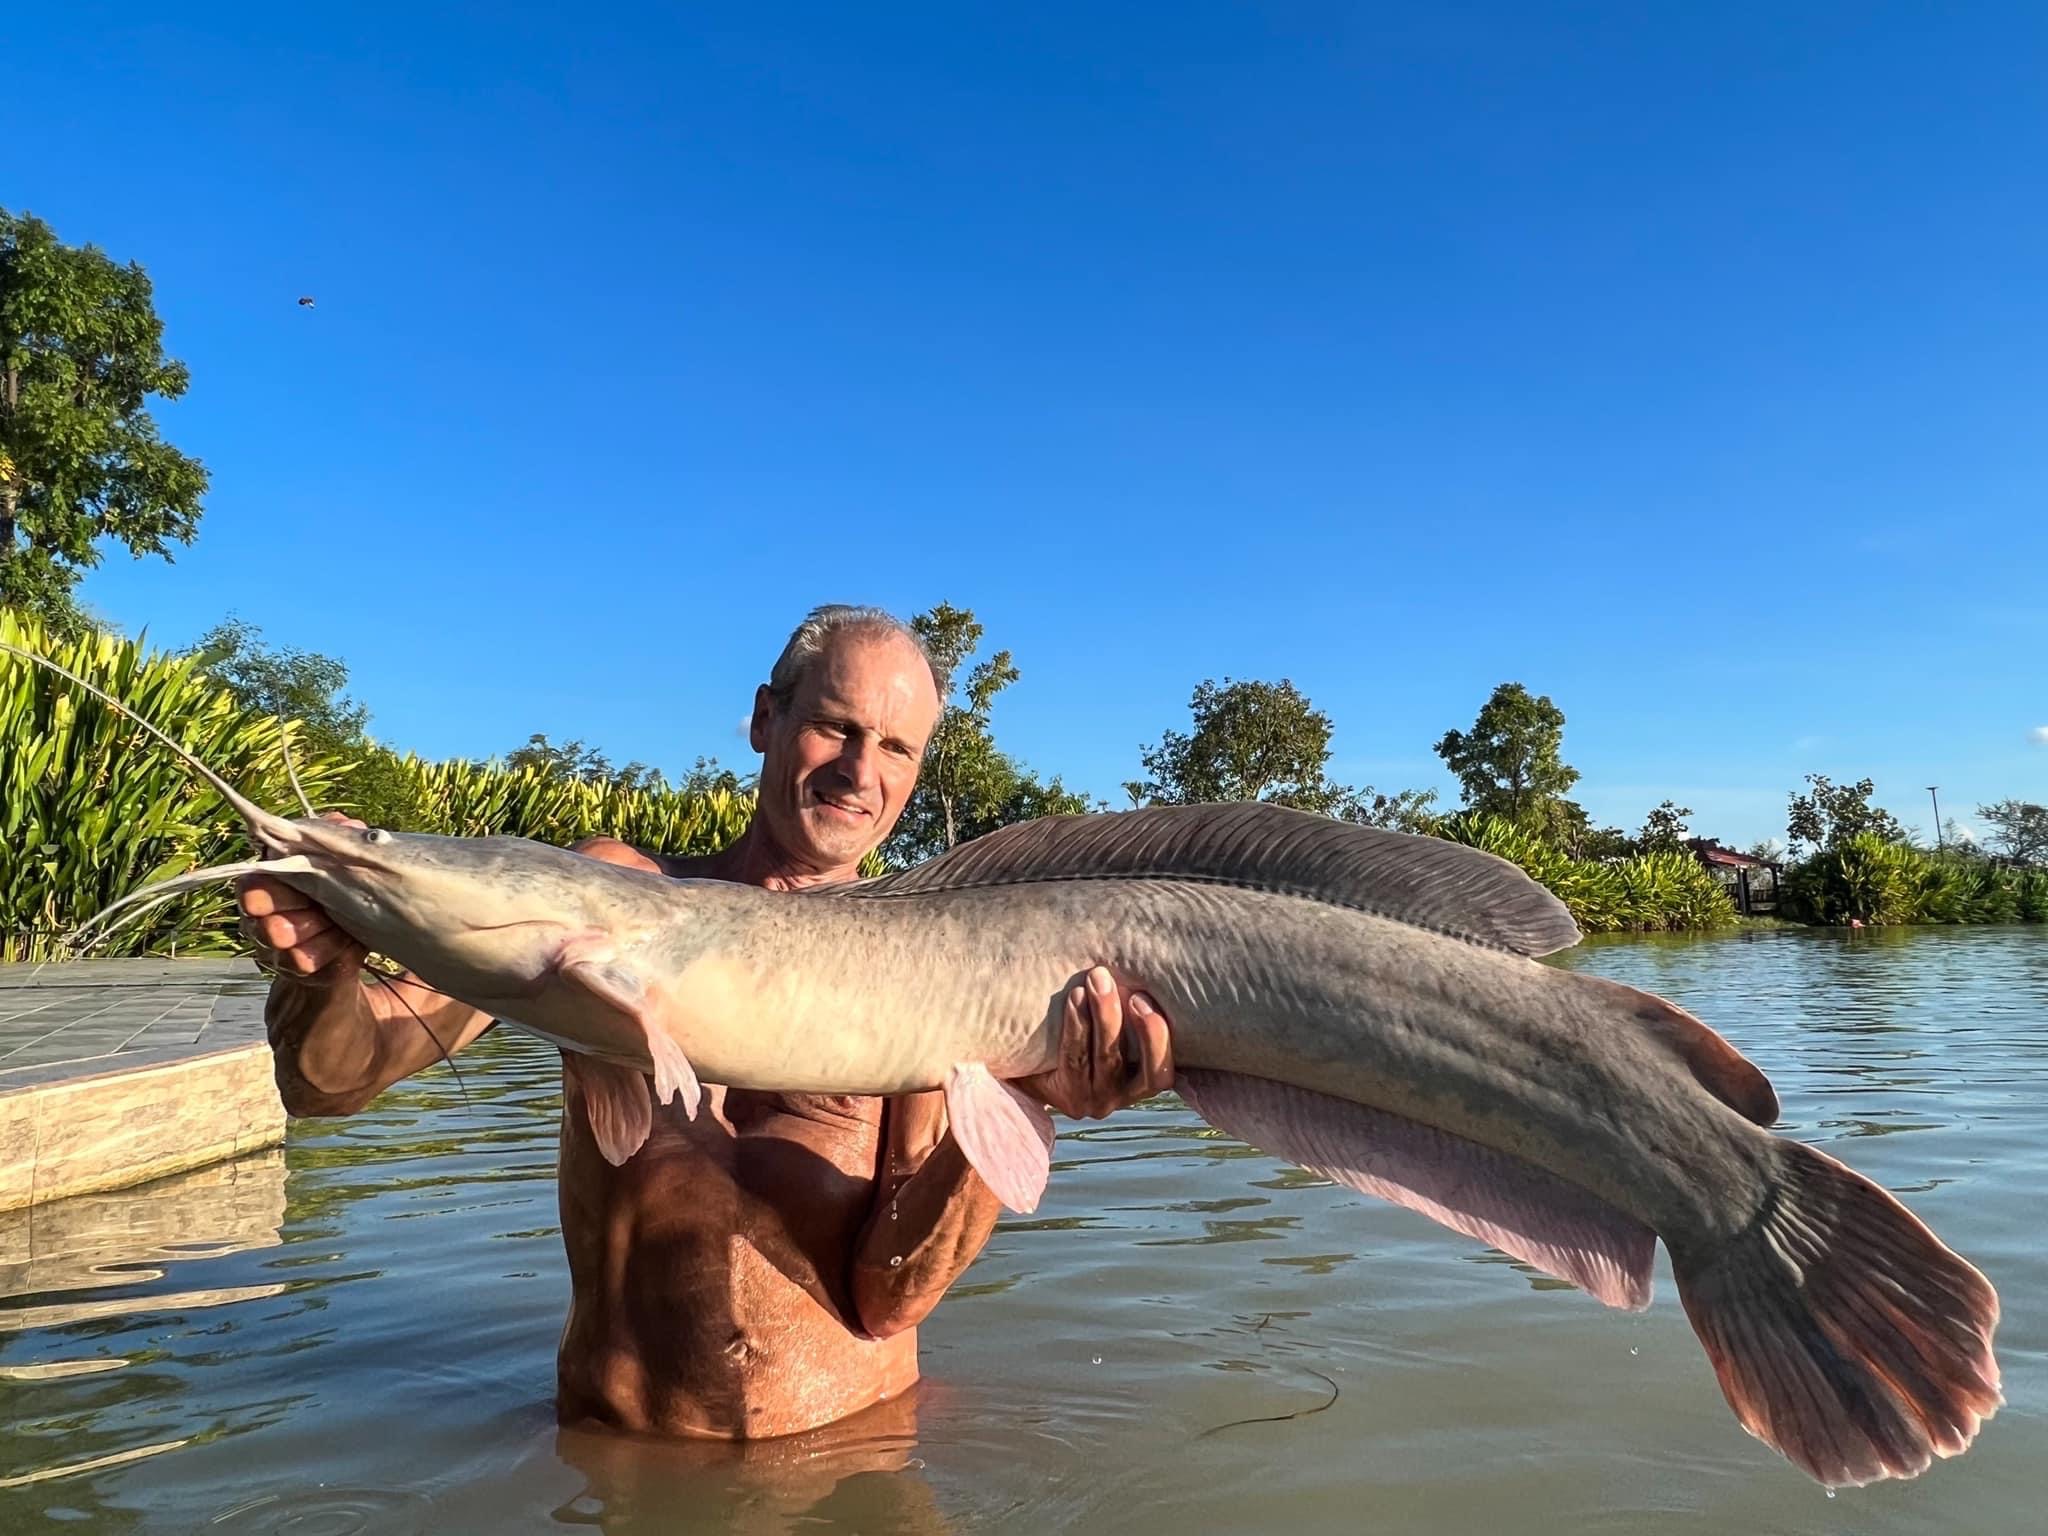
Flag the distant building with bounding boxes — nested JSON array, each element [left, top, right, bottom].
[[1687, 839, 1780, 915]]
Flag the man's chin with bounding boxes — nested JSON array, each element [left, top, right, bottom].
[[797, 809, 878, 863]]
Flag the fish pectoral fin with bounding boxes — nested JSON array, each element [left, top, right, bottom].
[[563, 1054, 654, 1166], [944, 1062, 1056, 1215], [1176, 1068, 1657, 1311], [556, 955, 703, 1120]]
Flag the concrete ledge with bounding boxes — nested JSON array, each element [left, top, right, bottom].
[[0, 959, 285, 1212]]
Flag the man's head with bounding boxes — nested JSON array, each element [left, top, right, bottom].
[[748, 605, 946, 874]]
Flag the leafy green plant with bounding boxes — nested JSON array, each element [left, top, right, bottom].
[[1, 610, 344, 960], [1429, 812, 1734, 934]]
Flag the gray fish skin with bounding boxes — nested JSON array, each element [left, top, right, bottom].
[[488, 873, 1770, 1247], [5, 637, 1998, 1488]]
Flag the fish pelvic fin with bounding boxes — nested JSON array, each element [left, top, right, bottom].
[[564, 1055, 654, 1166], [556, 947, 702, 1121], [1176, 1068, 1656, 1310], [1672, 1138, 2002, 1487], [945, 1062, 1055, 1214]]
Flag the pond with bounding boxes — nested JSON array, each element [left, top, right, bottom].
[[3, 926, 2042, 1533]]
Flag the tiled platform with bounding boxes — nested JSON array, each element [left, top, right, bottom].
[[0, 958, 285, 1211]]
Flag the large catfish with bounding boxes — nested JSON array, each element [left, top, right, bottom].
[[9, 639, 2002, 1490]]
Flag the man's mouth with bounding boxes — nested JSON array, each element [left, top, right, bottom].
[[812, 794, 871, 821]]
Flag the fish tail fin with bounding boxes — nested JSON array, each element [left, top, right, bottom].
[[1671, 1137, 2001, 1486]]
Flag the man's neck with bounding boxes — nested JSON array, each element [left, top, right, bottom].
[[706, 822, 865, 892]]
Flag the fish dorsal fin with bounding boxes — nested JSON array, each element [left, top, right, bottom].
[[840, 803, 1581, 958]]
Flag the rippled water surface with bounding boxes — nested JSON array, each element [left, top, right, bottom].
[[3, 926, 2043, 1533]]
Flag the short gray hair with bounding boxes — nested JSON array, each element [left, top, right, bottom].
[[765, 604, 948, 709]]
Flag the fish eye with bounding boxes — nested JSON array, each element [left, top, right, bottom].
[[363, 827, 391, 845]]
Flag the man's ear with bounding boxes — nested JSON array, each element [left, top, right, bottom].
[[749, 685, 775, 753]]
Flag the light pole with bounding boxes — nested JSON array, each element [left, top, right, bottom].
[[1928, 786, 1943, 850]]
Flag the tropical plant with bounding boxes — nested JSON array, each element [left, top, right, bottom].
[[1431, 812, 1736, 934], [1, 611, 344, 961]]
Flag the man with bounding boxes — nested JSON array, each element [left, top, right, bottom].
[[236, 605, 1174, 1440]]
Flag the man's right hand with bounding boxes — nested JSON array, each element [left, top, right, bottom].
[[236, 812, 367, 983]]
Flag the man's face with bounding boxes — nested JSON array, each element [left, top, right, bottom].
[[750, 631, 941, 871]]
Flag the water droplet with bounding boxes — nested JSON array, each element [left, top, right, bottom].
[[1628, 1346, 1639, 1357], [1091, 1355, 1103, 1365], [888, 1255, 903, 1268], [1825, 1490, 1837, 1501]]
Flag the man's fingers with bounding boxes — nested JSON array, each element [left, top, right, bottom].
[[1128, 993, 1175, 1097], [1084, 966, 1124, 1114], [283, 926, 358, 977], [246, 906, 334, 952], [1061, 985, 1090, 1076], [236, 875, 313, 917]]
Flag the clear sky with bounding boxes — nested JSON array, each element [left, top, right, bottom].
[[10, 2, 2045, 848]]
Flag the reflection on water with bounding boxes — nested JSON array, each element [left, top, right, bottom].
[[0, 926, 2043, 1533]]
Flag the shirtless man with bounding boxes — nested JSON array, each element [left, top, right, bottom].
[[235, 605, 1174, 1440]]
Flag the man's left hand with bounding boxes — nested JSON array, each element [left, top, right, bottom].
[[1013, 966, 1175, 1120]]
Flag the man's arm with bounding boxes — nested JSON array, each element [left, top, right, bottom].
[[849, 968, 1174, 1337]]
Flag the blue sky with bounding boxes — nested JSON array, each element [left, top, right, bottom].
[[10, 2, 2045, 847]]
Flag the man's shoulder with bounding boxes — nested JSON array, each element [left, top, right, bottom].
[[570, 838, 723, 881]]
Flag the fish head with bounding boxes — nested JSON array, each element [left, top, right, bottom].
[[259, 821, 639, 990]]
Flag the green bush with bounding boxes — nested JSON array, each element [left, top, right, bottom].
[[1431, 812, 1736, 933], [1, 611, 346, 960], [1781, 833, 2044, 925], [1, 618, 770, 958]]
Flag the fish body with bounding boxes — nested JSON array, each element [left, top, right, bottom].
[[0, 636, 2003, 1490]]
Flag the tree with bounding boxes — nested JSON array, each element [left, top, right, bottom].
[[1574, 822, 1637, 861], [506, 734, 661, 792], [194, 618, 368, 740], [192, 618, 421, 829], [1134, 678, 1355, 814], [1343, 785, 1441, 835], [882, 601, 1090, 866], [1130, 675, 1435, 829], [0, 209, 208, 632], [1433, 682, 1583, 840], [1637, 800, 1694, 853], [1978, 799, 2048, 866], [677, 755, 750, 796], [1785, 774, 1906, 855]]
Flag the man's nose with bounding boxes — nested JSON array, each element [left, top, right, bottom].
[[837, 734, 881, 789]]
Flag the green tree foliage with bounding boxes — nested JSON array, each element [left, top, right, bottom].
[[1977, 799, 2048, 867], [1131, 676, 1436, 830], [1434, 682, 1583, 843], [677, 755, 750, 795], [1636, 799, 1694, 853], [1134, 678, 1351, 812], [1345, 785, 1442, 835], [883, 601, 1091, 866], [1784, 774, 1906, 855], [0, 209, 208, 632], [506, 733, 662, 792], [192, 617, 422, 830]]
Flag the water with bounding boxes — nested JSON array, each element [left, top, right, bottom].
[[3, 926, 2043, 1533]]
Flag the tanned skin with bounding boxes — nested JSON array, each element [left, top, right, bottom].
[[237, 627, 1174, 1440]]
